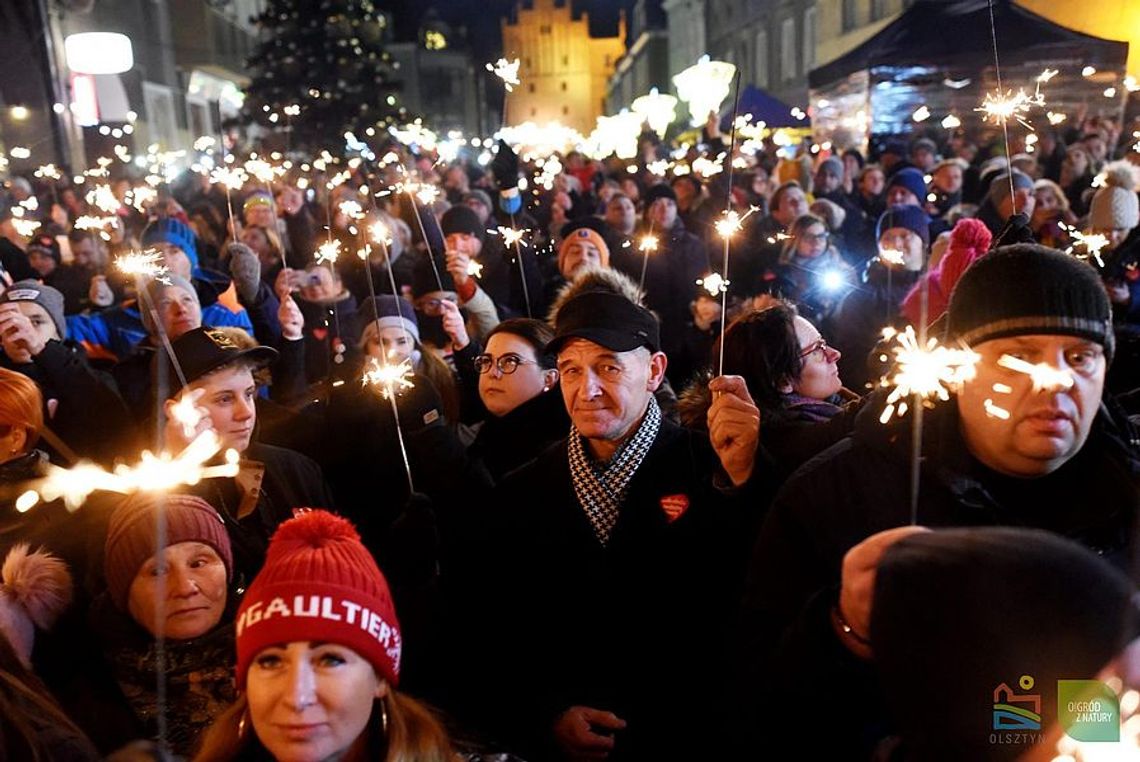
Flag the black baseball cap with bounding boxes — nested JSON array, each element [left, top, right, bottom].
[[167, 327, 278, 388], [547, 291, 660, 354]]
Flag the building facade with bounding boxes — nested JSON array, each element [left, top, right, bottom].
[[813, 0, 906, 71], [704, 0, 817, 108], [606, 0, 670, 114], [501, 0, 625, 134], [662, 0, 707, 88]]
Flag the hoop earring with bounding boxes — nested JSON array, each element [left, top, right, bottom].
[[380, 696, 390, 736], [237, 707, 250, 740]]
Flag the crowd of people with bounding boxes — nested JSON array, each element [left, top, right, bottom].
[[0, 108, 1138, 761]]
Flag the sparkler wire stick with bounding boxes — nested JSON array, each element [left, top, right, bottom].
[[910, 278, 931, 526], [638, 220, 656, 295], [508, 212, 533, 318], [717, 68, 744, 379], [405, 186, 446, 293], [986, 0, 1017, 213]]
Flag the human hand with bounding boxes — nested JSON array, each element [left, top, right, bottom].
[[0, 303, 47, 360], [553, 706, 626, 761], [707, 375, 760, 487], [162, 388, 212, 451], [835, 526, 930, 658], [445, 248, 471, 288], [274, 267, 296, 300], [278, 294, 304, 340], [437, 297, 469, 350], [89, 275, 115, 308]]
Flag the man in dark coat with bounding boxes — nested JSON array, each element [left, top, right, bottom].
[[483, 289, 765, 760], [161, 327, 335, 587], [739, 244, 1140, 759]]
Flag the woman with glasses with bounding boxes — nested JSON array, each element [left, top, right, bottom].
[[680, 303, 862, 480], [776, 214, 855, 325], [461, 318, 569, 482]]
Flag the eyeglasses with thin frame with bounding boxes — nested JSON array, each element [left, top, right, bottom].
[[474, 353, 539, 375], [799, 337, 831, 360], [802, 231, 830, 243]]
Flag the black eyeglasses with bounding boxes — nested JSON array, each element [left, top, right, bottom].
[[798, 338, 830, 359], [802, 231, 830, 243], [474, 353, 538, 375]]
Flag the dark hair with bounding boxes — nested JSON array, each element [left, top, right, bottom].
[[715, 304, 803, 418], [0, 635, 95, 760], [485, 318, 555, 370], [770, 181, 803, 212]]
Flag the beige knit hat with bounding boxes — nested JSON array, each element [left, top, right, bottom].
[[1089, 160, 1140, 231]]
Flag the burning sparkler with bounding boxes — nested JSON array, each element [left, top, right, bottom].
[[338, 199, 365, 220], [169, 390, 205, 440], [1059, 223, 1110, 267], [210, 166, 248, 191], [490, 226, 530, 249], [878, 326, 980, 422], [467, 260, 484, 278], [362, 356, 416, 400], [115, 250, 171, 284], [697, 272, 729, 297], [314, 240, 342, 266], [486, 58, 521, 91], [975, 88, 1044, 130]]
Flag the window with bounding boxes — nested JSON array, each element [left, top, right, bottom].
[[142, 81, 178, 150], [803, 7, 816, 71], [540, 24, 552, 34], [754, 29, 768, 88], [780, 17, 796, 81], [529, 83, 536, 93], [562, 55, 568, 66], [871, 0, 887, 21], [842, 0, 857, 32], [561, 81, 567, 91]]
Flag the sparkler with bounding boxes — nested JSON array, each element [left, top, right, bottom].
[[115, 250, 171, 285], [31, 434, 241, 511], [697, 272, 729, 297], [672, 56, 737, 127], [169, 390, 205, 440], [314, 239, 342, 266], [489, 225, 533, 316], [75, 215, 118, 242], [878, 248, 907, 267], [87, 184, 120, 215], [490, 226, 530, 249], [338, 199, 365, 220], [974, 88, 1043, 130], [11, 218, 40, 238], [1059, 223, 1110, 267], [996, 354, 1074, 393], [631, 88, 678, 138], [877, 326, 980, 423], [486, 58, 521, 91], [211, 165, 248, 238], [362, 356, 416, 400], [467, 260, 484, 278], [646, 160, 673, 177]]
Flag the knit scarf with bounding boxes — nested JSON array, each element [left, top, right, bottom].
[[568, 396, 661, 546], [781, 392, 844, 423]]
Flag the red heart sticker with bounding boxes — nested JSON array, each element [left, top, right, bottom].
[[312, 328, 329, 341], [660, 494, 689, 523]]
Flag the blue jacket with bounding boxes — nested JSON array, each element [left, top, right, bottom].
[[67, 300, 254, 362]]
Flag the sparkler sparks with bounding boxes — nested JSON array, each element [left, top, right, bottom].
[[86, 183, 120, 214], [1059, 223, 1110, 267], [697, 272, 729, 296], [413, 184, 440, 206], [210, 166, 249, 191], [715, 206, 760, 240], [997, 354, 1074, 393], [34, 164, 61, 180], [338, 199, 365, 220], [115, 250, 171, 284], [486, 58, 521, 91], [31, 434, 240, 511], [11, 218, 40, 237], [974, 88, 1045, 129], [984, 399, 1011, 419], [878, 248, 907, 267], [490, 226, 530, 248], [314, 240, 342, 265], [369, 220, 392, 246], [877, 327, 980, 422], [646, 160, 673, 176], [169, 390, 204, 439], [639, 235, 659, 253], [244, 158, 276, 184], [467, 260, 484, 278], [362, 357, 416, 400]]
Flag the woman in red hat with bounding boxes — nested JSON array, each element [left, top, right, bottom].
[[194, 510, 454, 762]]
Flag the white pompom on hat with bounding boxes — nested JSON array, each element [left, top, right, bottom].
[[1089, 160, 1140, 231], [0, 543, 73, 667]]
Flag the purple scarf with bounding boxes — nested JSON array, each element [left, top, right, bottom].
[[781, 392, 844, 423]]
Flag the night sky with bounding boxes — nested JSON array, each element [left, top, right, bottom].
[[388, 0, 637, 60]]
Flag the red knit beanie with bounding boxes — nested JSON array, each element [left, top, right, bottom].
[[235, 510, 401, 690], [103, 494, 233, 612]]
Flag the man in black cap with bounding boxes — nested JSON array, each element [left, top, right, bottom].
[[740, 244, 1140, 757], [483, 286, 765, 759], [162, 326, 334, 584]]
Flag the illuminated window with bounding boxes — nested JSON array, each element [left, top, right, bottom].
[[561, 81, 567, 91], [754, 29, 768, 87], [424, 30, 447, 50], [540, 24, 552, 34], [803, 7, 816, 70], [780, 17, 796, 80]]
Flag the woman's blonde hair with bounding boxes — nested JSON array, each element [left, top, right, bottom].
[[193, 689, 452, 762]]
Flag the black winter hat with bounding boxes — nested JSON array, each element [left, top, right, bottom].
[[440, 205, 484, 241], [411, 252, 455, 298], [642, 183, 677, 205], [872, 527, 1135, 761], [26, 233, 61, 265], [547, 290, 660, 354], [947, 243, 1114, 360]]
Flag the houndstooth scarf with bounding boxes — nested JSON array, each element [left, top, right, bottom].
[[568, 396, 662, 546]]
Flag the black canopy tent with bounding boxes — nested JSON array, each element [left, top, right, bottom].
[[808, 0, 1129, 151]]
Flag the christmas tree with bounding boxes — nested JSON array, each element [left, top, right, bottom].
[[242, 0, 406, 149]]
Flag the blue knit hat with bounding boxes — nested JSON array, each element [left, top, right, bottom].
[[877, 205, 931, 249], [357, 295, 420, 348], [886, 167, 928, 205], [141, 218, 199, 268]]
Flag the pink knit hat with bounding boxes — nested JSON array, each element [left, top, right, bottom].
[[235, 510, 401, 689]]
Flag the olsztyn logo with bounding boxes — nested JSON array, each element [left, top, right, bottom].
[[1058, 680, 1119, 742], [993, 675, 1042, 731]]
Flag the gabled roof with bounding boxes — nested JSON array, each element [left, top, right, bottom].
[[809, 0, 1129, 89]]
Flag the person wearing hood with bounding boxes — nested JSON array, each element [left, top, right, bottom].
[[740, 244, 1140, 759], [65, 218, 264, 361], [830, 205, 930, 392], [0, 280, 133, 465], [977, 169, 1037, 237]]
